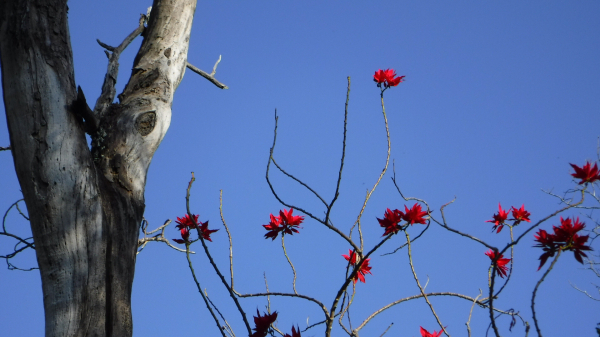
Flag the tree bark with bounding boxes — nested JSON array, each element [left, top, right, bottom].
[[0, 0, 197, 336]]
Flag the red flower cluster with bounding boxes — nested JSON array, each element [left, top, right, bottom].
[[485, 249, 511, 278], [251, 310, 277, 337], [486, 203, 530, 233], [263, 208, 304, 240], [173, 214, 218, 244], [284, 326, 301, 337], [420, 326, 443, 337], [570, 161, 600, 185], [373, 69, 405, 88], [534, 217, 592, 270], [511, 204, 531, 223], [343, 250, 372, 284], [377, 204, 429, 236]]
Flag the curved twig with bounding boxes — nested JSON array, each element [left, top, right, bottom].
[[532, 249, 562, 337]]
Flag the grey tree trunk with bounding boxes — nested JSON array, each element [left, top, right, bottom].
[[0, 0, 197, 335]]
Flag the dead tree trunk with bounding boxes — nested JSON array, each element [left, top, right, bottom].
[[0, 0, 197, 335]]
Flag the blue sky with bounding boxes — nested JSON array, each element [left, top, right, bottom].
[[1, 1, 599, 336]]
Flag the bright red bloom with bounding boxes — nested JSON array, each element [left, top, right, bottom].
[[373, 69, 405, 88], [263, 209, 304, 240], [173, 214, 218, 244], [510, 204, 531, 223], [284, 326, 301, 337], [343, 250, 372, 284], [420, 326, 443, 337], [570, 162, 600, 184], [198, 220, 218, 242], [251, 310, 278, 337], [173, 227, 190, 244], [377, 208, 404, 236], [403, 203, 428, 225], [485, 250, 511, 278], [534, 217, 592, 269], [263, 214, 282, 240], [175, 214, 199, 229], [487, 203, 509, 233]]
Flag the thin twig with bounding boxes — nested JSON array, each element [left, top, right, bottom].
[[185, 173, 252, 335], [324, 77, 351, 231], [379, 323, 394, 337], [351, 89, 392, 251], [569, 281, 600, 301], [137, 219, 192, 254], [219, 190, 237, 293], [0, 146, 10, 151], [185, 243, 227, 337], [466, 291, 482, 337], [205, 288, 236, 337], [405, 231, 449, 336], [237, 291, 329, 317], [281, 235, 298, 294], [265, 110, 360, 253], [354, 291, 524, 333], [488, 256, 500, 337], [532, 249, 563, 337]]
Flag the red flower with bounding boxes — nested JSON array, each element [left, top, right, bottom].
[[343, 250, 372, 284], [403, 203, 428, 225], [173, 213, 218, 244], [378, 208, 404, 235], [485, 250, 511, 278], [263, 209, 304, 240], [486, 203, 509, 233], [373, 69, 405, 88], [263, 214, 282, 240], [198, 220, 218, 242], [420, 326, 443, 337], [251, 310, 278, 337], [510, 204, 531, 223], [173, 227, 190, 244], [176, 214, 199, 229], [284, 326, 301, 337], [570, 162, 600, 184], [534, 217, 592, 269]]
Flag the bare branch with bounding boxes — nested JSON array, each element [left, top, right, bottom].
[[185, 173, 252, 335], [137, 219, 192, 254], [532, 249, 563, 337], [187, 60, 229, 89], [405, 231, 449, 336], [350, 88, 392, 251], [354, 291, 523, 333], [569, 281, 600, 301], [0, 146, 10, 151], [94, 15, 146, 118]]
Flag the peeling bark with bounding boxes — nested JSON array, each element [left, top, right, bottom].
[[0, 0, 197, 336]]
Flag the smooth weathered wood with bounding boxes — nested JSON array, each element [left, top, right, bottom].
[[0, 0, 197, 336]]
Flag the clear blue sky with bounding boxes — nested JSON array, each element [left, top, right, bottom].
[[1, 1, 599, 336]]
